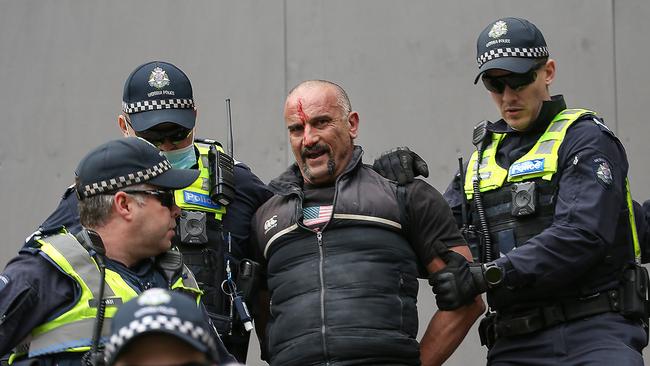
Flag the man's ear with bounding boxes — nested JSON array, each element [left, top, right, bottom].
[[348, 111, 359, 139], [113, 191, 135, 220], [118, 115, 130, 137], [543, 59, 556, 86]]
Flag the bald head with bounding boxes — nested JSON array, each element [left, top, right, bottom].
[[284, 80, 359, 186], [287, 80, 351, 116]]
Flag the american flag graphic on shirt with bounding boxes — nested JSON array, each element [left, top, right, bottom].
[[302, 205, 333, 227]]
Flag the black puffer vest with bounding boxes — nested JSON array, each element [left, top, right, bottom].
[[253, 147, 421, 366]]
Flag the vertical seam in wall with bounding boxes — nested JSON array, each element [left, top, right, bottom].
[[282, 0, 289, 168], [611, 0, 619, 134]]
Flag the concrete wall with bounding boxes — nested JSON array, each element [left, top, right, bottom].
[[1, 1, 648, 364]]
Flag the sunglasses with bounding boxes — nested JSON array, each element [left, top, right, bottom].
[[481, 63, 545, 94], [124, 116, 192, 147], [135, 127, 192, 147], [121, 189, 176, 208]]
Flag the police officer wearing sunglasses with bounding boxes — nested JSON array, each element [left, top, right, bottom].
[[425, 17, 648, 365], [34, 61, 272, 362], [0, 137, 236, 365]]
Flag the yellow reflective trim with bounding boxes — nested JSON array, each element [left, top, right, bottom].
[[32, 242, 97, 335], [464, 133, 507, 199], [170, 276, 203, 305], [626, 179, 641, 261], [508, 109, 594, 183], [174, 144, 226, 220]]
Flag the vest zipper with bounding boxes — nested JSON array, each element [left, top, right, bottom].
[[316, 230, 330, 364]]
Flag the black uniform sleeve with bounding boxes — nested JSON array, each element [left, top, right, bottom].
[[495, 120, 629, 289], [0, 252, 76, 355], [405, 179, 467, 266], [442, 167, 467, 229], [198, 302, 237, 363], [39, 186, 82, 234], [222, 163, 272, 260]]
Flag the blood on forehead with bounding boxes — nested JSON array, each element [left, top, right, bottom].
[[297, 98, 308, 123]]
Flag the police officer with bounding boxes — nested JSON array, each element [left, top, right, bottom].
[[425, 17, 648, 365], [0, 137, 234, 365], [105, 288, 243, 366], [38, 61, 272, 362]]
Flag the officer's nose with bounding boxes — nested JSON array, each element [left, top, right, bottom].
[[502, 85, 519, 101], [170, 203, 181, 219], [157, 139, 178, 152]]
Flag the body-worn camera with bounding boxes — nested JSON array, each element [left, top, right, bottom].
[[178, 211, 208, 244], [511, 182, 537, 217]]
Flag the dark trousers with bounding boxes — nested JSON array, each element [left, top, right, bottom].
[[488, 312, 647, 365]]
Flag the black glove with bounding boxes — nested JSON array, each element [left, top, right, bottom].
[[428, 251, 487, 310], [373, 147, 429, 185]]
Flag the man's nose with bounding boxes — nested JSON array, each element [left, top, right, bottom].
[[302, 124, 318, 146]]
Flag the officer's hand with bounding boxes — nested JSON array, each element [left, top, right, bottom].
[[373, 147, 429, 185], [428, 251, 486, 310]]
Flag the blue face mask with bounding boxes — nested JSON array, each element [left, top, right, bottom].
[[162, 143, 197, 169]]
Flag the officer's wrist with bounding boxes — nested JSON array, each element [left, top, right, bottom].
[[469, 263, 489, 293], [482, 261, 504, 289]]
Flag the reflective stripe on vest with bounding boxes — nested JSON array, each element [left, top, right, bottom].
[[23, 233, 202, 358], [174, 144, 227, 220], [464, 109, 594, 199]]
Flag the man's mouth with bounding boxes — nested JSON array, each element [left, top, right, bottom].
[[505, 106, 522, 114], [302, 145, 329, 161]]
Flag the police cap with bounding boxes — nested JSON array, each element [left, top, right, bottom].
[[122, 61, 196, 132], [474, 17, 549, 84], [103, 288, 219, 365], [75, 137, 199, 200]]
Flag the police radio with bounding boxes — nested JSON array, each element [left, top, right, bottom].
[[193, 99, 236, 207], [184, 102, 236, 245], [471, 120, 496, 262], [208, 142, 235, 206]]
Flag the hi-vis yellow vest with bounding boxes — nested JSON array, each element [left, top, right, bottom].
[[16, 232, 202, 359], [463, 109, 641, 260], [174, 144, 227, 220]]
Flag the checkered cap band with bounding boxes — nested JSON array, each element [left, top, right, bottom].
[[477, 46, 549, 67], [122, 98, 195, 114], [104, 314, 215, 362], [81, 160, 171, 198]]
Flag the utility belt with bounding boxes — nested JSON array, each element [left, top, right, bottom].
[[479, 264, 650, 348]]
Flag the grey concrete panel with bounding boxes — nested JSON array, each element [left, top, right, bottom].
[[615, 0, 650, 198], [0, 0, 287, 257]]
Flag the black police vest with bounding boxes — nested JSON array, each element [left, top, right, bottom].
[[172, 145, 230, 332]]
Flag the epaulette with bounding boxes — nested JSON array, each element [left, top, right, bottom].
[[62, 184, 76, 199], [583, 115, 617, 139], [23, 226, 67, 249]]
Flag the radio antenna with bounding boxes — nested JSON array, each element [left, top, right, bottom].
[[225, 98, 234, 157]]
